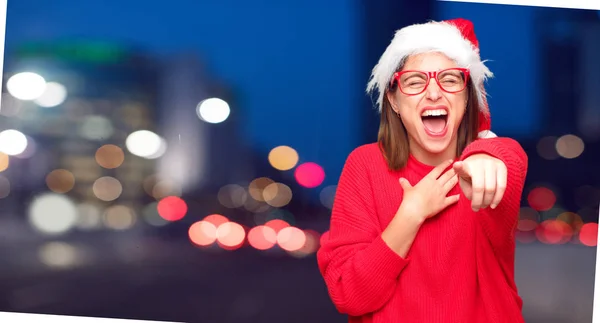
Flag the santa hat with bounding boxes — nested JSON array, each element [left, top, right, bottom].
[[366, 18, 497, 139]]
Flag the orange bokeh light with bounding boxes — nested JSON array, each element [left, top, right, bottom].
[[189, 221, 217, 247], [535, 219, 573, 245], [216, 222, 246, 250], [287, 229, 321, 257], [277, 226, 306, 252]]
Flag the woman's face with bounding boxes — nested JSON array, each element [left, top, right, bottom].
[[386, 52, 468, 163]]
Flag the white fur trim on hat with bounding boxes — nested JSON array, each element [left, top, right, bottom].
[[366, 20, 493, 115], [478, 130, 497, 138]]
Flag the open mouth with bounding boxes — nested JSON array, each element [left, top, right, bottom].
[[421, 109, 448, 135]]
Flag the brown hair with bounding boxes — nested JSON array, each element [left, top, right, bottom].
[[377, 73, 480, 171]]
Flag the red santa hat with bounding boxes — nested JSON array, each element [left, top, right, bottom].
[[367, 18, 497, 139]]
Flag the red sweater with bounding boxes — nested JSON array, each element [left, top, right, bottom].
[[317, 138, 528, 323]]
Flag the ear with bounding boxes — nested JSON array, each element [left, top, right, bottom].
[[386, 91, 400, 114]]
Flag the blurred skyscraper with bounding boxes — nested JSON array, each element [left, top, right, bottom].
[[0, 41, 161, 231]]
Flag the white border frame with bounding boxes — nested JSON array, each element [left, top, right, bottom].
[[0, 0, 597, 321]]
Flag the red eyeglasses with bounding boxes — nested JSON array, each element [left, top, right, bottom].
[[390, 67, 470, 96]]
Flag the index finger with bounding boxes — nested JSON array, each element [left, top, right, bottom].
[[453, 161, 471, 180], [491, 164, 507, 209], [428, 159, 455, 180]]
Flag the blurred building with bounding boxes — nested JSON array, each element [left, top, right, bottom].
[[0, 41, 161, 231], [155, 53, 253, 194]]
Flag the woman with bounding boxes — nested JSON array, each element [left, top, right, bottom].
[[317, 18, 528, 323]]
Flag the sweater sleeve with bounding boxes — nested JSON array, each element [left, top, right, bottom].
[[459, 137, 528, 251], [316, 148, 409, 317]]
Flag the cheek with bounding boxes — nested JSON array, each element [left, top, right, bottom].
[[397, 97, 420, 119], [398, 104, 420, 130], [451, 97, 467, 123]]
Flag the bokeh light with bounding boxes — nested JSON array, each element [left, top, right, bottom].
[[277, 226, 306, 252], [203, 214, 229, 227], [262, 182, 293, 207], [197, 98, 230, 124], [7, 72, 46, 100], [0, 94, 23, 117], [527, 187, 556, 211], [295, 162, 325, 188], [38, 242, 80, 269], [143, 175, 160, 197], [34, 82, 68, 107], [247, 225, 277, 250], [287, 229, 321, 258], [79, 115, 115, 141], [75, 203, 103, 230], [142, 202, 169, 227], [217, 184, 248, 208], [95, 144, 125, 169], [248, 177, 275, 202], [265, 219, 290, 234], [92, 176, 123, 201], [46, 169, 76, 194], [535, 219, 573, 245], [579, 223, 598, 247], [268, 146, 299, 171], [536, 136, 559, 160], [14, 135, 37, 159], [0, 152, 9, 172], [556, 211, 584, 233], [555, 134, 584, 159], [0, 129, 28, 156], [216, 222, 246, 250], [189, 221, 218, 247], [517, 207, 539, 232], [125, 130, 166, 159], [151, 179, 182, 200], [28, 193, 78, 235], [103, 205, 137, 230], [157, 196, 188, 221], [319, 185, 337, 209]]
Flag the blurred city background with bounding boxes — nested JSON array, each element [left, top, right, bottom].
[[0, 1, 599, 323]]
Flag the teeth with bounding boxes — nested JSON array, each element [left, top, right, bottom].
[[421, 109, 448, 117]]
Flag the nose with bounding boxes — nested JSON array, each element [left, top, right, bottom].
[[425, 78, 442, 101]]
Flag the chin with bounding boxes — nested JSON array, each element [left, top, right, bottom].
[[417, 130, 455, 155], [421, 140, 452, 154]]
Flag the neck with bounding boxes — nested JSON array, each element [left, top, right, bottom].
[[408, 138, 458, 167]]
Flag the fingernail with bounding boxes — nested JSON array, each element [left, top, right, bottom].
[[491, 203, 497, 209], [472, 207, 479, 212]]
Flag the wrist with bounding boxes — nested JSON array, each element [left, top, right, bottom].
[[382, 206, 424, 258], [395, 204, 426, 226]]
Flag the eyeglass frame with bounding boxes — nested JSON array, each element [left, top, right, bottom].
[[389, 67, 470, 96]]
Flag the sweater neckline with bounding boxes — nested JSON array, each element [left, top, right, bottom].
[[407, 154, 436, 178]]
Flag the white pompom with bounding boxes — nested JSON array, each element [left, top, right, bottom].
[[478, 130, 497, 139]]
